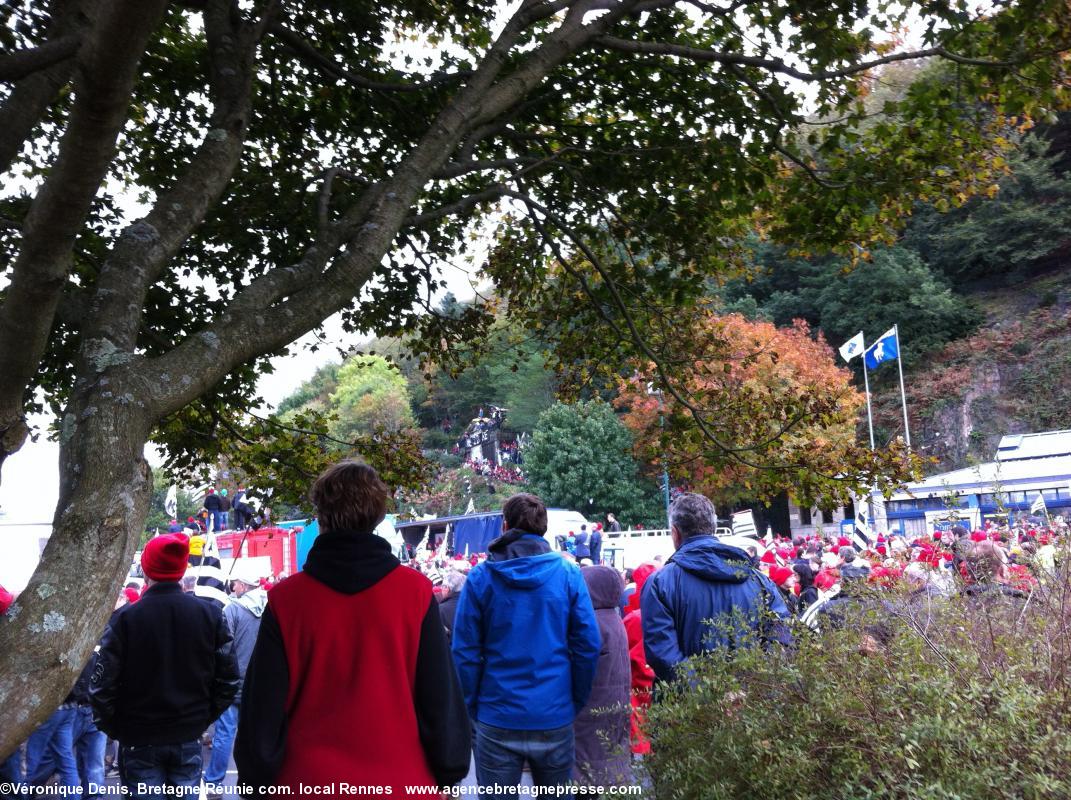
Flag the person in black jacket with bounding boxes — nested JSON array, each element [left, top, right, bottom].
[[203, 489, 222, 531], [438, 568, 467, 645], [232, 487, 253, 530], [217, 489, 232, 531], [793, 562, 819, 614], [90, 533, 239, 799]]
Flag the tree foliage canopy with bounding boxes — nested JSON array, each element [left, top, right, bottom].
[[903, 133, 1071, 286], [524, 400, 663, 526], [617, 313, 890, 506]]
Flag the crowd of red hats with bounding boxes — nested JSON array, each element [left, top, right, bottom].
[[754, 517, 1069, 602], [463, 459, 524, 485]]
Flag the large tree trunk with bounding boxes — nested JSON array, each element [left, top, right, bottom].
[[0, 385, 153, 757]]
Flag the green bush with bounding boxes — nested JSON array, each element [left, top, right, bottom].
[[427, 448, 464, 469], [645, 584, 1071, 799]]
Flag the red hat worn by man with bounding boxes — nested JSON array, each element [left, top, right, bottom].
[[141, 533, 190, 581]]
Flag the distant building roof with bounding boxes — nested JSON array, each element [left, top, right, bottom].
[[889, 454, 1071, 500], [996, 430, 1071, 461], [888, 430, 1071, 501]]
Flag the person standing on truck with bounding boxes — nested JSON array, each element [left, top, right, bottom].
[[217, 489, 232, 531], [203, 489, 222, 532], [231, 487, 252, 530]]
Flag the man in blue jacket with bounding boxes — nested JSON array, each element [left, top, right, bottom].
[[453, 493, 601, 793], [641, 493, 791, 683]]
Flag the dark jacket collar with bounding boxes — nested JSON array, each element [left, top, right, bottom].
[[303, 529, 399, 594], [142, 581, 182, 596], [488, 528, 551, 561]]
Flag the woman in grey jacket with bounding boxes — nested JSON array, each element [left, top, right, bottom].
[[573, 565, 632, 787]]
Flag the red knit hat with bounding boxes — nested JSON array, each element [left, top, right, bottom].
[[141, 534, 190, 582], [815, 570, 838, 591], [760, 550, 777, 565], [122, 587, 140, 605], [0, 584, 13, 615], [769, 565, 794, 587]]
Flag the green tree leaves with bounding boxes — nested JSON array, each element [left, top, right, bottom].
[[329, 356, 416, 440], [524, 400, 664, 526]]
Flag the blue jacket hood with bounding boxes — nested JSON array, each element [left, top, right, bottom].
[[486, 551, 565, 588], [670, 536, 754, 584]]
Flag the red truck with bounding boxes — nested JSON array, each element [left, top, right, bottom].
[[215, 526, 301, 578]]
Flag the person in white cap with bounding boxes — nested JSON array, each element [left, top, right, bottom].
[[203, 561, 267, 794]]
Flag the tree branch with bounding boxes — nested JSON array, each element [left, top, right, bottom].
[[268, 21, 472, 92], [0, 33, 81, 82], [0, 0, 89, 175], [317, 167, 341, 234], [404, 185, 511, 228], [435, 157, 539, 179], [77, 0, 273, 363], [141, 0, 649, 418], [506, 188, 819, 465], [0, 0, 170, 475], [596, 35, 1045, 82]]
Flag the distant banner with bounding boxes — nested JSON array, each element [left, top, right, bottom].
[[732, 510, 757, 538]]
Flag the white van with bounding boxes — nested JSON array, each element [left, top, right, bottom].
[[545, 508, 591, 550]]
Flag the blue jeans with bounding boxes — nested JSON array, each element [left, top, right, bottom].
[[25, 706, 80, 792], [120, 740, 202, 800], [204, 702, 238, 784], [475, 721, 574, 796], [211, 511, 228, 532], [71, 706, 107, 797], [0, 748, 22, 800]]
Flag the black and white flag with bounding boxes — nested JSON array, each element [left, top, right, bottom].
[[164, 484, 177, 518], [853, 501, 873, 551], [732, 510, 758, 538], [192, 530, 229, 607]]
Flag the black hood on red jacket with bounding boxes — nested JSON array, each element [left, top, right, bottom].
[[302, 529, 399, 594]]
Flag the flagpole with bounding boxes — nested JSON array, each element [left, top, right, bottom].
[[861, 350, 876, 451], [858, 333, 877, 538], [894, 324, 911, 450]]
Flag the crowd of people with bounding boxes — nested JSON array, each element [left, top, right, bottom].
[[4, 459, 1069, 798], [462, 458, 524, 486]]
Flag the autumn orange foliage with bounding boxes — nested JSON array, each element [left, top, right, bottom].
[[615, 313, 900, 506]]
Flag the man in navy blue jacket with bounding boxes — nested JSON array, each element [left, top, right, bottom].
[[641, 493, 791, 683], [452, 493, 601, 793]]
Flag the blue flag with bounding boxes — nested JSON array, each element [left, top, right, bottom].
[[864, 327, 899, 369]]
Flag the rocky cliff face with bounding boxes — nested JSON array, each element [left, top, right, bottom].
[[870, 268, 1071, 471]]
